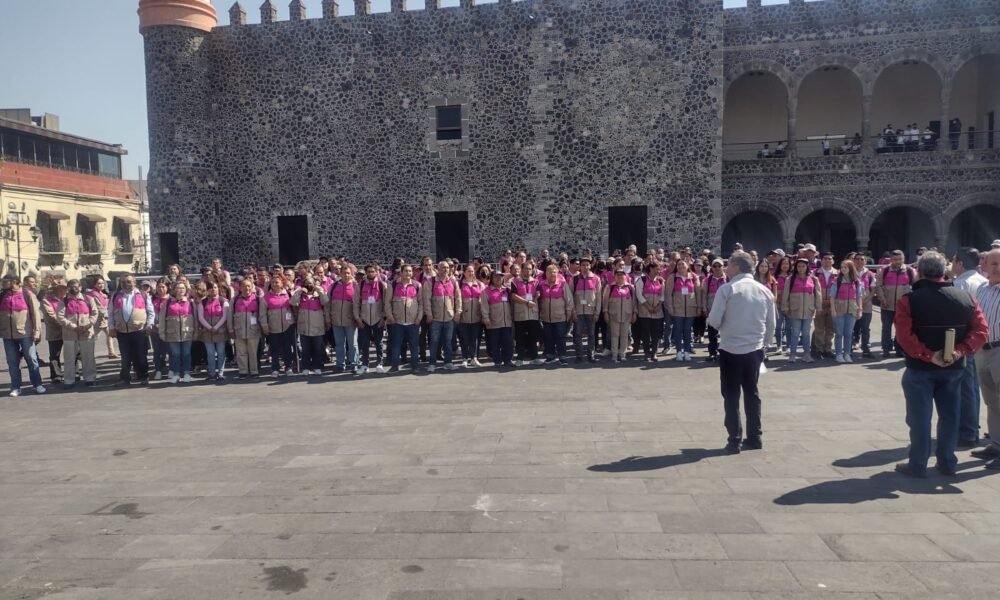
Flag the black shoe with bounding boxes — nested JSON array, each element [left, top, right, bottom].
[[725, 442, 741, 455], [822, 352, 836, 360], [705, 355, 717, 362], [650, 356, 658, 363], [986, 458, 1000, 470], [116, 379, 131, 387], [63, 382, 76, 390], [882, 352, 891, 359], [894, 463, 927, 478], [559, 359, 568, 366], [862, 351, 873, 359], [587, 355, 597, 363], [957, 439, 979, 450], [575, 356, 583, 364], [971, 445, 1000, 459], [895, 352, 904, 358], [935, 462, 957, 476], [333, 366, 344, 374], [139, 379, 149, 386], [741, 438, 763, 451], [85, 381, 96, 387], [388, 366, 400, 373]]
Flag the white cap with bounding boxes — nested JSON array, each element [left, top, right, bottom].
[[803, 243, 817, 252]]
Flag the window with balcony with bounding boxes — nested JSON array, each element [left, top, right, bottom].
[[76, 214, 106, 255], [36, 210, 69, 254], [112, 216, 138, 254]]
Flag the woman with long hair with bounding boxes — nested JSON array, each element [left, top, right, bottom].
[[458, 264, 486, 367], [635, 261, 665, 361], [830, 259, 864, 363], [690, 261, 707, 344], [158, 280, 195, 383], [230, 277, 263, 378], [261, 275, 297, 376], [291, 275, 329, 376], [773, 256, 794, 352], [781, 258, 822, 363], [665, 259, 699, 361], [196, 280, 231, 381]]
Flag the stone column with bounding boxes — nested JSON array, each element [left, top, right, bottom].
[[260, 0, 277, 23], [229, 2, 246, 25], [861, 93, 873, 155], [940, 84, 950, 153], [426, 0, 440, 10], [289, 0, 306, 20], [322, 0, 339, 17], [354, 0, 370, 15], [786, 95, 797, 158], [390, 0, 405, 12]]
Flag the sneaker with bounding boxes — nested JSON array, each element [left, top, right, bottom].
[[602, 349, 612, 357], [168, 373, 179, 384], [35, 385, 46, 394], [514, 360, 524, 367], [862, 351, 873, 358], [181, 374, 192, 383], [471, 359, 482, 367], [9, 388, 20, 397], [803, 355, 815, 363], [788, 355, 798, 363], [544, 358, 558, 365], [375, 365, 385, 374], [426, 365, 436, 373], [532, 358, 545, 365], [844, 354, 853, 363], [558, 359, 568, 366], [835, 354, 845, 363], [388, 366, 400, 373], [445, 363, 458, 371], [217, 374, 226, 382], [675, 353, 685, 362], [587, 355, 597, 363], [153, 370, 163, 381], [356, 365, 367, 375]]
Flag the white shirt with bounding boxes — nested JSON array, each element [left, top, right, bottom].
[[954, 270, 988, 300], [707, 273, 776, 355], [975, 282, 1000, 345]]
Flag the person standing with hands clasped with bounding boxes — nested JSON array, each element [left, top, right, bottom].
[[1, 274, 44, 396], [707, 251, 775, 454], [972, 249, 1000, 468], [829, 260, 864, 364], [893, 252, 988, 477]]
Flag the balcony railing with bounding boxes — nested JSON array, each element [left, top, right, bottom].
[[79, 238, 106, 254], [39, 237, 70, 254], [115, 238, 140, 254], [723, 130, 997, 161]]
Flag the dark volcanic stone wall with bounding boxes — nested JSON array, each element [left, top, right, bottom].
[[143, 0, 724, 268]]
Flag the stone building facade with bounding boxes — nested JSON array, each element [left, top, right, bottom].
[[139, 0, 1000, 269]]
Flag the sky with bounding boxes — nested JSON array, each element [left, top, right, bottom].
[[0, 0, 787, 177]]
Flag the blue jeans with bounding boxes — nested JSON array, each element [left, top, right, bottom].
[[833, 314, 856, 355], [390, 323, 419, 369], [788, 318, 812, 357], [542, 321, 568, 360], [152, 333, 168, 373], [331, 325, 358, 369], [205, 340, 227, 376], [573, 313, 596, 358], [3, 337, 42, 391], [168, 340, 192, 375], [671, 316, 693, 353], [662, 315, 672, 349], [429, 320, 455, 367], [881, 309, 898, 355], [959, 355, 981, 442], [902, 367, 964, 474], [774, 311, 788, 348]]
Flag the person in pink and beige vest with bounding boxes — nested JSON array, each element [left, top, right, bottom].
[[109, 274, 154, 386], [56, 279, 98, 387]]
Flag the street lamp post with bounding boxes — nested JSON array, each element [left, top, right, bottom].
[[6, 202, 39, 279]]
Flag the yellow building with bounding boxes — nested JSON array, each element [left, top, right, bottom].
[[0, 109, 146, 286]]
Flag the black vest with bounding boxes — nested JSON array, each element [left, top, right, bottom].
[[904, 279, 975, 371]]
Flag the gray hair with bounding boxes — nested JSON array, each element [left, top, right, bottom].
[[729, 251, 755, 275], [916, 251, 947, 280]]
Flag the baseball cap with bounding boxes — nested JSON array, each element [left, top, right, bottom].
[[992, 239, 1000, 248], [711, 259, 724, 267], [803, 244, 817, 252], [772, 249, 786, 257]]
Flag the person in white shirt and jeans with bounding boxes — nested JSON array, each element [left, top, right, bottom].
[[953, 247, 989, 447], [707, 251, 776, 454]]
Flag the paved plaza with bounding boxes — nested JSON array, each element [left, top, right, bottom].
[[1, 312, 1000, 599]]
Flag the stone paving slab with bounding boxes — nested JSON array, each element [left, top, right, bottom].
[[1, 310, 999, 598]]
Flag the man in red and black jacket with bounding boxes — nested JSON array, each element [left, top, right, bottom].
[[894, 251, 988, 477]]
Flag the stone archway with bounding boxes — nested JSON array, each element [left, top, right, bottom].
[[722, 210, 786, 257], [793, 59, 866, 157], [868, 206, 938, 262], [945, 193, 1000, 254]]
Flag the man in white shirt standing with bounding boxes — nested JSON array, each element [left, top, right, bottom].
[[953, 247, 989, 447], [707, 251, 776, 454], [972, 249, 1000, 468]]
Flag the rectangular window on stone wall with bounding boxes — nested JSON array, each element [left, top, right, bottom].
[[436, 105, 463, 141], [277, 215, 310, 266]]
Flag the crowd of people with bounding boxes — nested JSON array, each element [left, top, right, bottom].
[[2, 236, 1000, 473]]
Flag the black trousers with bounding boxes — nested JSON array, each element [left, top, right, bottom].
[[707, 326, 720, 357], [638, 317, 664, 358], [118, 330, 149, 382], [514, 320, 542, 361], [719, 349, 763, 444], [48, 340, 64, 382], [487, 327, 514, 366], [299, 334, 326, 371], [358, 323, 385, 366]]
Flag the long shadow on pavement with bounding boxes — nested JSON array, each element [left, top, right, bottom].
[[586, 448, 729, 473]]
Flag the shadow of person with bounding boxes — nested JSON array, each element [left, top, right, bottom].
[[832, 447, 909, 468], [587, 448, 729, 473], [774, 462, 995, 506]]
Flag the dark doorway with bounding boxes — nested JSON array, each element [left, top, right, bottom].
[[795, 209, 857, 260], [722, 211, 784, 257], [947, 204, 1000, 254], [277, 215, 309, 266], [988, 111, 995, 149], [868, 206, 936, 261], [158, 232, 178, 274], [609, 206, 648, 255], [435, 211, 469, 263]]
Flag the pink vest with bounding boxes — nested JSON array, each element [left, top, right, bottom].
[[609, 285, 632, 299], [393, 282, 419, 299], [486, 287, 509, 305], [152, 296, 168, 314], [430, 279, 455, 297], [538, 281, 564, 299], [0, 291, 28, 314], [884, 268, 911, 287], [166, 298, 192, 316], [642, 277, 663, 296], [234, 295, 257, 313], [815, 270, 837, 290], [264, 292, 290, 310], [574, 274, 599, 291], [86, 290, 108, 308], [330, 282, 355, 302], [790, 276, 816, 294], [706, 276, 727, 294], [673, 276, 696, 294], [113, 291, 147, 310], [64, 296, 91, 316], [299, 295, 323, 311], [461, 281, 484, 299], [202, 297, 225, 318], [835, 279, 860, 300], [361, 280, 383, 302], [46, 297, 60, 313]]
